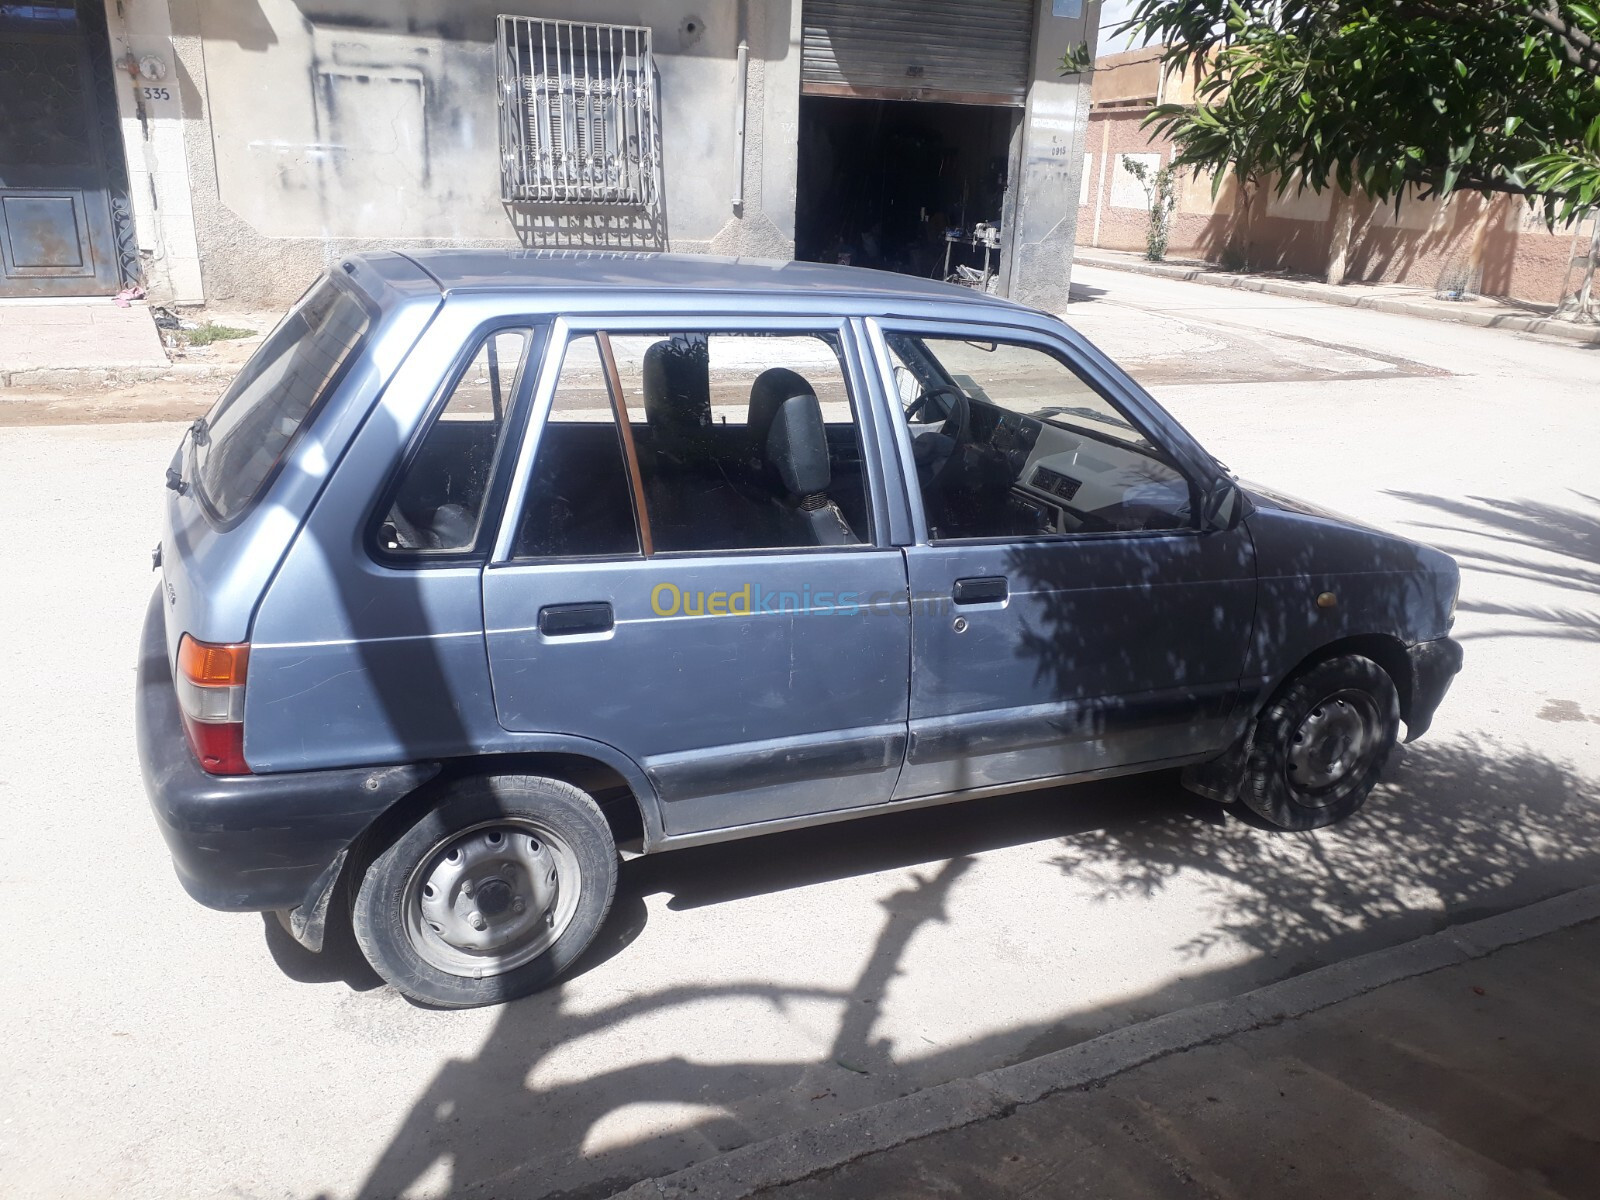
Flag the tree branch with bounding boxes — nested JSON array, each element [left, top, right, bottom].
[[1526, 2, 1600, 78], [1392, 0, 1600, 77]]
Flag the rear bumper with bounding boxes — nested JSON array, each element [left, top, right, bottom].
[[136, 589, 437, 912], [1403, 635, 1464, 742]]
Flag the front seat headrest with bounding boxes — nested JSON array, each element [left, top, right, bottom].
[[748, 368, 859, 546], [748, 368, 819, 459], [642, 336, 713, 458], [755, 383, 830, 498]]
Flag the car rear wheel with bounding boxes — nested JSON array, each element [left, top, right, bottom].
[[1239, 654, 1400, 831], [352, 775, 617, 1008]]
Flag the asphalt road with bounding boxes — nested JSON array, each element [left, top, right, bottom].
[[3, 265, 1598, 1200]]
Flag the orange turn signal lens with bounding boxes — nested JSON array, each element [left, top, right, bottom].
[[177, 635, 250, 687]]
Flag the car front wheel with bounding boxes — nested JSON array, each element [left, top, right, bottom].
[[352, 775, 617, 1008], [1240, 654, 1400, 831]]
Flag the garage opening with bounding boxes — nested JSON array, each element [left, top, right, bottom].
[[796, 96, 1020, 288]]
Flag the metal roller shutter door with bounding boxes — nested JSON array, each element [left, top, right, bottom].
[[801, 0, 1036, 106]]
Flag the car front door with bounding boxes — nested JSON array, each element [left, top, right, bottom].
[[481, 317, 911, 838], [865, 317, 1258, 800]]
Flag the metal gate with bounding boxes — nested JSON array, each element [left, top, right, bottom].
[[801, 0, 1036, 106], [0, 1, 137, 298]]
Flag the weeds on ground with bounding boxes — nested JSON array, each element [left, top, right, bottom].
[[183, 322, 254, 347]]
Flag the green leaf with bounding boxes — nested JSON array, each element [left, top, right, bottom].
[[1126, 0, 1600, 218]]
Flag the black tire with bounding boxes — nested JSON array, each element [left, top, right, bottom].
[[352, 775, 617, 1008], [1240, 654, 1400, 831]]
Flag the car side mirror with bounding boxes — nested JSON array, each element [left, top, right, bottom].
[[1201, 479, 1246, 532]]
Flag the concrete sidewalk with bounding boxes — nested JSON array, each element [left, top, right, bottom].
[[0, 298, 169, 382], [0, 300, 275, 423], [616, 888, 1600, 1199], [1074, 246, 1600, 346]]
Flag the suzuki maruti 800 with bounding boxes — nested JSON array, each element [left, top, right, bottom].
[[138, 252, 1463, 1007]]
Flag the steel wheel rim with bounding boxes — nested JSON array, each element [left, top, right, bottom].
[[403, 818, 582, 977], [1285, 688, 1382, 806]]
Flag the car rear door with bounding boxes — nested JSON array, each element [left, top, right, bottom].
[[481, 315, 912, 838], [864, 317, 1258, 800]]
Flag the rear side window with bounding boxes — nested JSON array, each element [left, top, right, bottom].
[[193, 277, 370, 525], [380, 328, 532, 555]]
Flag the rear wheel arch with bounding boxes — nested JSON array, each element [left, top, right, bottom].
[[436, 750, 653, 847], [286, 744, 655, 953], [350, 773, 619, 1006], [347, 747, 657, 878]]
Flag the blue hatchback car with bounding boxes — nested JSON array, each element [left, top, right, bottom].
[[138, 251, 1462, 1007]]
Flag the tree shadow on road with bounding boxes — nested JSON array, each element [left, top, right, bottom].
[[342, 856, 980, 1199], [1387, 489, 1600, 583], [1385, 489, 1600, 644], [323, 733, 1600, 1200], [1049, 737, 1600, 974]]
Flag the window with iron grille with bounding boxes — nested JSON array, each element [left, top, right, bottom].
[[496, 16, 660, 210]]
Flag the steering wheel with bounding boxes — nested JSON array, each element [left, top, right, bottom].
[[906, 385, 965, 428], [906, 385, 972, 488]]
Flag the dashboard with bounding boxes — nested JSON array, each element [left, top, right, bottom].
[[974, 403, 1192, 532]]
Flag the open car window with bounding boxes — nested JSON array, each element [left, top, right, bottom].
[[515, 330, 873, 559], [904, 336, 1154, 452], [886, 333, 1196, 541]]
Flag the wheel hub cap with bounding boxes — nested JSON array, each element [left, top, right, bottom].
[[1286, 690, 1379, 804], [475, 877, 514, 917], [405, 819, 580, 976]]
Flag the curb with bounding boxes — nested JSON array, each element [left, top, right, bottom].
[[1072, 252, 1600, 345], [610, 883, 1600, 1200], [0, 362, 234, 390]]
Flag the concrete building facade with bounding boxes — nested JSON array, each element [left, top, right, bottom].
[[1, 0, 1101, 311]]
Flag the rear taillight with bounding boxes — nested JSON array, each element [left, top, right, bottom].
[[175, 635, 250, 775]]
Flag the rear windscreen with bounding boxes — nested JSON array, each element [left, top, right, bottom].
[[193, 277, 370, 525]]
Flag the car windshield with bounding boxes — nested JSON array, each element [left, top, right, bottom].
[[907, 337, 1153, 452], [1030, 403, 1147, 443], [193, 277, 370, 523]]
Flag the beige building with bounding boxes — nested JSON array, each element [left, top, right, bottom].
[[2, 0, 1103, 311], [1078, 47, 1596, 306]]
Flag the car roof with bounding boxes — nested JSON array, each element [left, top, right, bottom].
[[387, 249, 1036, 315]]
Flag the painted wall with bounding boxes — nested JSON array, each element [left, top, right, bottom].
[[1077, 57, 1585, 305], [164, 0, 798, 304]]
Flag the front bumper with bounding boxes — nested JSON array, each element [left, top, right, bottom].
[[136, 589, 437, 912], [1403, 635, 1464, 742]]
